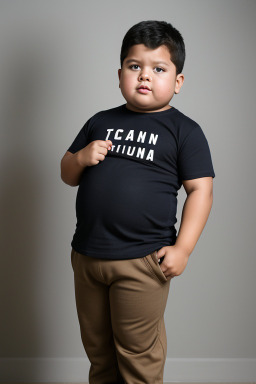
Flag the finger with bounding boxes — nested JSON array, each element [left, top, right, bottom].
[[97, 141, 112, 156], [158, 256, 165, 264], [98, 140, 112, 150], [106, 140, 113, 150], [97, 153, 106, 162], [99, 145, 112, 158]]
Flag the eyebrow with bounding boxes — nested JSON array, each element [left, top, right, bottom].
[[125, 58, 170, 66]]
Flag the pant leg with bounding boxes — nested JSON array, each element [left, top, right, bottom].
[[71, 248, 125, 384], [100, 250, 172, 384]]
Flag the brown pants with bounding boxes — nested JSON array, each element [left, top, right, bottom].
[[71, 247, 172, 384]]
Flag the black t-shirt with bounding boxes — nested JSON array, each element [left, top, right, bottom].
[[67, 104, 215, 260]]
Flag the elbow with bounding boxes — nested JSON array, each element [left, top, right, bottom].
[[60, 171, 79, 187], [60, 162, 74, 187], [61, 175, 79, 187]]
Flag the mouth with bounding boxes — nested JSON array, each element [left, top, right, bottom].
[[137, 85, 151, 94]]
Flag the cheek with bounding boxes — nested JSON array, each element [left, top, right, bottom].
[[156, 79, 173, 95], [122, 76, 135, 92]]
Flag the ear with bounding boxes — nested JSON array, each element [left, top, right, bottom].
[[174, 73, 185, 94], [118, 69, 122, 87]]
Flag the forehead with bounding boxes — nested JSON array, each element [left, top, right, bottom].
[[124, 44, 172, 64]]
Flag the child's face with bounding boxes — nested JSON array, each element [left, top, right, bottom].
[[118, 44, 184, 113]]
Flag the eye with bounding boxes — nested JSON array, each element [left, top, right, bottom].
[[128, 64, 165, 73], [154, 67, 165, 73], [129, 64, 140, 70]]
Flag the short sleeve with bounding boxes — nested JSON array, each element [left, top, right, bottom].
[[67, 118, 91, 154], [178, 124, 215, 181]]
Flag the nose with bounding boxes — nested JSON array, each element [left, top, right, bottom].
[[139, 72, 152, 82]]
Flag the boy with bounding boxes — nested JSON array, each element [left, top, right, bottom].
[[61, 20, 215, 384]]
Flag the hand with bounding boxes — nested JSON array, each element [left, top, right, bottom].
[[156, 245, 189, 279], [77, 140, 112, 167]]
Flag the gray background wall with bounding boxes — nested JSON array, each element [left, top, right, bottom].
[[0, 0, 255, 382]]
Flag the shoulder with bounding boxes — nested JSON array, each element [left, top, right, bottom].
[[172, 107, 201, 132], [91, 104, 123, 118], [170, 108, 210, 152], [86, 104, 123, 125], [171, 107, 207, 143]]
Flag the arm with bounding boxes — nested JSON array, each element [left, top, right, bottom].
[[60, 150, 87, 187], [157, 176, 214, 278], [175, 176, 214, 256], [60, 140, 113, 187]]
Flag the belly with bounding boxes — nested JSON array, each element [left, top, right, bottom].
[[76, 156, 176, 237]]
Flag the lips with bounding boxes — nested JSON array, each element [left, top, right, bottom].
[[137, 85, 151, 94], [137, 85, 151, 91], [137, 88, 151, 94]]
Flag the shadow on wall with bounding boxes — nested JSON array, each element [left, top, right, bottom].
[[0, 35, 55, 377]]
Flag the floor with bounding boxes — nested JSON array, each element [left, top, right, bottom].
[[8, 382, 256, 384]]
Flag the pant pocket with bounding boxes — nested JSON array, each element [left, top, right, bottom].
[[142, 250, 168, 284]]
